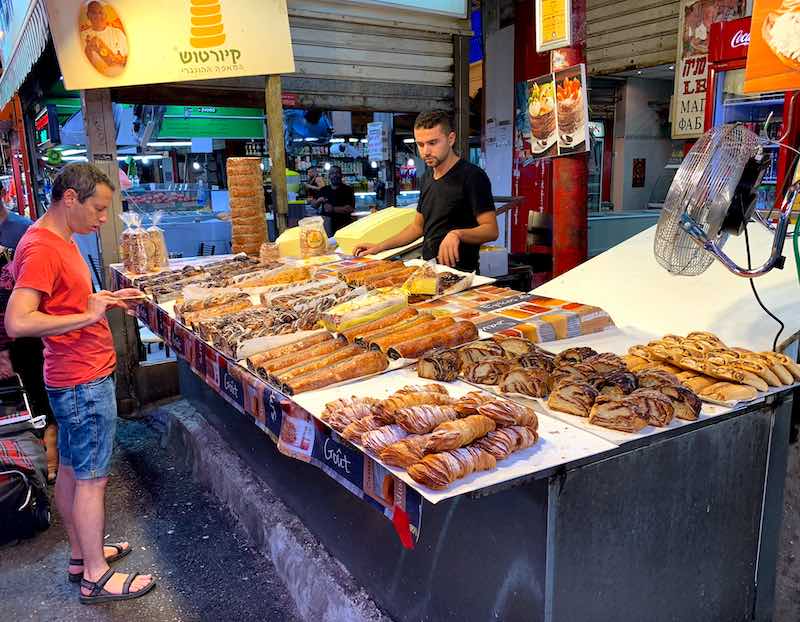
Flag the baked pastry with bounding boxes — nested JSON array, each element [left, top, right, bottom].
[[424, 415, 496, 452], [624, 354, 652, 372], [457, 341, 506, 366], [417, 350, 461, 382], [686, 331, 725, 346], [355, 316, 431, 347], [338, 308, 419, 344], [407, 446, 497, 490], [725, 358, 782, 387], [396, 384, 449, 395], [395, 405, 459, 434], [656, 384, 702, 421], [499, 367, 551, 398], [493, 336, 542, 358], [283, 350, 389, 395], [554, 347, 598, 367], [387, 321, 479, 360], [517, 352, 556, 372], [583, 353, 627, 375], [379, 434, 432, 468], [681, 375, 718, 393], [454, 391, 489, 416], [547, 382, 598, 417], [461, 357, 516, 385], [550, 364, 593, 388], [628, 389, 675, 427], [341, 414, 384, 443], [760, 351, 800, 381], [588, 395, 649, 432], [360, 425, 408, 454], [377, 391, 455, 420], [272, 345, 364, 384], [698, 382, 759, 403], [369, 317, 453, 353], [636, 369, 681, 389], [592, 370, 638, 397], [323, 400, 378, 432], [477, 400, 538, 429], [474, 425, 539, 460]]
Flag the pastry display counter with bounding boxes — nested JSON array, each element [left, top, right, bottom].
[[111, 237, 796, 621]]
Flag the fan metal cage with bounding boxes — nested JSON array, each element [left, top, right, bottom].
[[654, 124, 762, 276]]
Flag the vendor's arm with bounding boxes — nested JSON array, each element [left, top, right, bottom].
[[5, 287, 123, 339], [353, 212, 424, 256], [437, 211, 499, 267]]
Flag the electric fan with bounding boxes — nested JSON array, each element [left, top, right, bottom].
[[654, 123, 800, 278]]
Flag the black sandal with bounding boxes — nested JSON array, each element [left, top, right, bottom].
[[68, 543, 132, 583], [79, 568, 156, 605]]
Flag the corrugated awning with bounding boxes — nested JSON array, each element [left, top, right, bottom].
[[0, 0, 50, 109]]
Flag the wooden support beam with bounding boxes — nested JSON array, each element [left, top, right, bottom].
[[265, 75, 289, 234], [81, 88, 140, 414]]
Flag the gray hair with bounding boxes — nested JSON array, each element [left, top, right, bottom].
[[51, 163, 115, 203]]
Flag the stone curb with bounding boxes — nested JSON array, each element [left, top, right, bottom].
[[153, 400, 391, 622]]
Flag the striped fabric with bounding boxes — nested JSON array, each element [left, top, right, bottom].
[[0, 0, 50, 109]]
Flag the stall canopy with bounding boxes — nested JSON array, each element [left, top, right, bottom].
[[0, 0, 50, 108]]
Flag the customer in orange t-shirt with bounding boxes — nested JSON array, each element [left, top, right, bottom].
[[5, 163, 155, 604]]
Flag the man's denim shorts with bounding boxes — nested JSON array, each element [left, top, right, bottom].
[[46, 374, 117, 480]]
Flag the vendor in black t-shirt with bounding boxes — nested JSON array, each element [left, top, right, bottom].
[[354, 110, 498, 272], [318, 165, 355, 234]]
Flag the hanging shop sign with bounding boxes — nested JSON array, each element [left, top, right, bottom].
[[367, 122, 390, 162], [535, 0, 572, 53], [744, 0, 800, 94], [671, 0, 747, 139], [358, 0, 467, 18], [518, 63, 589, 160], [45, 0, 295, 90]]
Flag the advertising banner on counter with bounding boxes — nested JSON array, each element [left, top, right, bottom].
[[535, 0, 572, 53], [45, 0, 295, 91], [744, 0, 800, 93], [672, 0, 747, 139]]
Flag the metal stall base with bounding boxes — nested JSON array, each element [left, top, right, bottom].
[[178, 362, 792, 622]]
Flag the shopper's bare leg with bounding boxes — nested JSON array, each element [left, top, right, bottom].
[[55, 465, 82, 562], [75, 478, 152, 595]]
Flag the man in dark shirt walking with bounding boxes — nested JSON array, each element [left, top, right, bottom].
[[354, 110, 498, 272], [318, 165, 355, 235]]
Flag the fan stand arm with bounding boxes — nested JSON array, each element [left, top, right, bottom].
[[680, 181, 800, 278]]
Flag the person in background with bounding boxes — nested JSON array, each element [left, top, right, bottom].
[[354, 110, 498, 271], [318, 165, 355, 235], [6, 163, 155, 604], [304, 166, 326, 200]]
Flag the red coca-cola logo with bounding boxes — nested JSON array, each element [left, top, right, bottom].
[[731, 30, 750, 48]]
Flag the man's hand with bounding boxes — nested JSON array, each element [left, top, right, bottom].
[[437, 230, 461, 267], [353, 244, 381, 257], [322, 202, 334, 214], [87, 291, 126, 323]]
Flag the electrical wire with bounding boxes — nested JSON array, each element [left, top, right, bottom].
[[744, 227, 785, 351]]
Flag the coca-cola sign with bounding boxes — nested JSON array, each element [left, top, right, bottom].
[[709, 17, 752, 63]]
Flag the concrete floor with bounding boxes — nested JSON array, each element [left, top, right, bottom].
[[0, 417, 300, 622], [776, 429, 800, 622]]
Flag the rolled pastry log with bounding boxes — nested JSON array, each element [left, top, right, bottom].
[[284, 350, 389, 395], [387, 321, 478, 360]]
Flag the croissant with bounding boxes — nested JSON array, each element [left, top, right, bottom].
[[360, 425, 408, 454], [461, 357, 515, 385], [378, 391, 455, 420], [379, 434, 432, 468], [395, 405, 459, 434], [474, 425, 539, 460], [341, 414, 383, 443], [407, 446, 497, 489], [322, 396, 378, 419], [477, 400, 538, 429], [424, 415, 496, 452], [498, 367, 551, 397], [454, 391, 490, 416], [396, 384, 449, 395], [760, 351, 800, 381]]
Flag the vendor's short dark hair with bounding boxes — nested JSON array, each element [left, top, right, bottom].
[[52, 163, 115, 203], [414, 110, 454, 135]]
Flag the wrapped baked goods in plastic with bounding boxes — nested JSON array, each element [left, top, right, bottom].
[[299, 216, 328, 257], [320, 288, 408, 333], [146, 210, 169, 271], [120, 212, 150, 275]]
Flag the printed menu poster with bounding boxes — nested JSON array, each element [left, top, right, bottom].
[[536, 0, 571, 52], [744, 0, 800, 93], [524, 64, 589, 160]]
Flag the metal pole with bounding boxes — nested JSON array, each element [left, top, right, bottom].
[[265, 75, 289, 234]]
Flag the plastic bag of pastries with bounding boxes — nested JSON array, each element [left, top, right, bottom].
[[146, 210, 169, 271], [119, 211, 150, 275]]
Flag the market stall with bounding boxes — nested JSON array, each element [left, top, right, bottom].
[[111, 219, 798, 622]]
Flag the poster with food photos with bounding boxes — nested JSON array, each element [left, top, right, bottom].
[[525, 64, 590, 159], [744, 0, 800, 93]]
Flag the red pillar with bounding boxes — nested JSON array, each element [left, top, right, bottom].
[[551, 0, 588, 275]]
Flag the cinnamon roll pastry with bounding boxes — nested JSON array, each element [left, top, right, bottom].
[[629, 389, 675, 427], [636, 369, 681, 389], [457, 341, 505, 366], [477, 400, 538, 429], [493, 336, 543, 358], [592, 370, 638, 397], [341, 414, 384, 443], [417, 350, 461, 382], [498, 367, 551, 398], [656, 384, 702, 421], [379, 434, 432, 468], [588, 395, 649, 432], [454, 391, 490, 416], [407, 446, 497, 490], [377, 391, 455, 420], [395, 405, 459, 434], [474, 425, 539, 460], [360, 425, 408, 454], [554, 347, 598, 367], [547, 382, 598, 417], [583, 353, 627, 375], [517, 352, 556, 372], [461, 357, 516, 385], [425, 415, 496, 452]]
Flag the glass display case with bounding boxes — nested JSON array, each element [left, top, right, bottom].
[[124, 183, 207, 213]]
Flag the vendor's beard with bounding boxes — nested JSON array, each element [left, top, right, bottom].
[[424, 155, 444, 168]]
